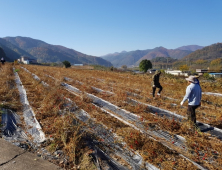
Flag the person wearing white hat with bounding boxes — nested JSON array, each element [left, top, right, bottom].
[[180, 76, 202, 125]]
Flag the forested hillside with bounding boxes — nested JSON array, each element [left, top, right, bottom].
[[0, 38, 35, 61], [102, 47, 193, 67], [136, 47, 192, 65], [173, 43, 222, 70], [182, 43, 222, 61], [102, 49, 152, 67], [2, 36, 112, 66]]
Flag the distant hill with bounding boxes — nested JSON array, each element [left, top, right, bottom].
[[102, 49, 152, 67], [136, 47, 192, 65], [0, 47, 8, 61], [0, 38, 35, 62], [2, 36, 112, 66], [181, 43, 222, 61], [172, 43, 222, 69], [176, 45, 204, 51], [102, 47, 193, 67]]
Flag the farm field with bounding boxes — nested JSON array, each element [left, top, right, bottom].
[[1, 63, 222, 170], [23, 64, 222, 127]]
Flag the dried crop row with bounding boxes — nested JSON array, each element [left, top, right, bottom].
[[14, 66, 102, 169], [65, 75, 222, 167], [18, 66, 209, 170], [17, 67, 156, 169], [21, 64, 222, 111], [61, 76, 222, 170], [80, 73, 222, 127], [0, 64, 22, 111], [0, 64, 22, 137], [41, 67, 221, 129], [20, 65, 222, 143], [22, 64, 222, 94], [54, 72, 222, 142], [37, 64, 222, 98], [18, 66, 157, 169], [65, 76, 222, 127], [20, 66, 221, 169], [20, 66, 222, 147], [22, 65, 222, 127]]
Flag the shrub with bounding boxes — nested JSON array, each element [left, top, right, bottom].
[[139, 59, 152, 72], [179, 64, 189, 72], [93, 65, 109, 71], [160, 69, 165, 73], [203, 73, 215, 81], [62, 60, 71, 68]]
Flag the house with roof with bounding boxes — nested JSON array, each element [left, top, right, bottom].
[[73, 64, 83, 66], [165, 70, 190, 76], [209, 73, 222, 78], [196, 68, 222, 78], [18, 56, 38, 64], [196, 69, 209, 75]]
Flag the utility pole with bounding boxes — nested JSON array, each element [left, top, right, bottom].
[[154, 58, 155, 69], [167, 57, 168, 70], [188, 57, 190, 71]]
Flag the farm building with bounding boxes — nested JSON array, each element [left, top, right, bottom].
[[209, 73, 222, 78], [18, 56, 38, 64], [165, 70, 189, 76], [147, 69, 157, 74], [196, 69, 222, 77], [73, 64, 83, 66], [196, 69, 208, 75]]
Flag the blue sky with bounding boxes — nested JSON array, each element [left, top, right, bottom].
[[0, 0, 222, 56]]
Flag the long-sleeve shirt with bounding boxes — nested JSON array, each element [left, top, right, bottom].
[[182, 83, 202, 106], [152, 74, 160, 86]]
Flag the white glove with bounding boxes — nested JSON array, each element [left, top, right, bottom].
[[153, 85, 155, 87], [180, 101, 184, 106]]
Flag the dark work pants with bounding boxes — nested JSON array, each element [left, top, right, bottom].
[[152, 84, 162, 97], [187, 105, 200, 124]]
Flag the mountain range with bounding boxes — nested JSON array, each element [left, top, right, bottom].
[[0, 36, 112, 67], [101, 45, 204, 67], [2, 36, 220, 69]]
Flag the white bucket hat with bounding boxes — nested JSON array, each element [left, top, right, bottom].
[[185, 76, 196, 83]]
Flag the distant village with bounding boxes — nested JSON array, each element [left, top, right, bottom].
[[165, 69, 222, 78]]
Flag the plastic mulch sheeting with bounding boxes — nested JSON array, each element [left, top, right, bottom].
[[127, 98, 222, 140], [68, 107, 159, 170], [1, 108, 28, 145], [202, 92, 222, 97], [14, 69, 45, 144]]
